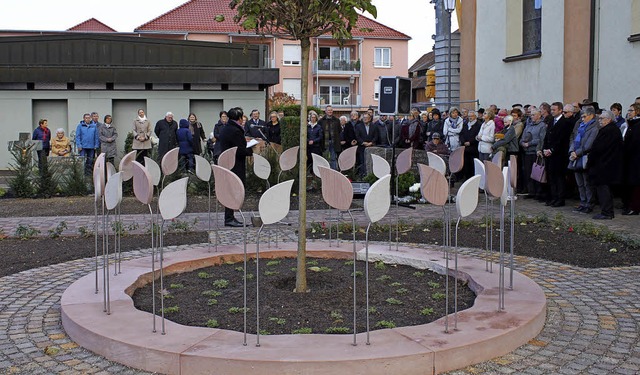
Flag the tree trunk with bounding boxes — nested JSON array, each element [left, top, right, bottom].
[[295, 37, 311, 293]]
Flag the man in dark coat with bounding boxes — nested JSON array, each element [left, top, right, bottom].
[[354, 112, 379, 177], [542, 102, 573, 207], [154, 112, 178, 162], [319, 105, 341, 170], [588, 110, 624, 220], [244, 109, 267, 139], [218, 107, 253, 227], [459, 110, 482, 181]]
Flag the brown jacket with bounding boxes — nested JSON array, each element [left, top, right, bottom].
[[132, 118, 152, 150], [50, 136, 71, 156]]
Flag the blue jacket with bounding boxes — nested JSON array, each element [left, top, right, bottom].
[[32, 126, 51, 149], [177, 120, 194, 155], [75, 121, 100, 150]]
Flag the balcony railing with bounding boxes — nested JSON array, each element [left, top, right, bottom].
[[312, 59, 361, 74], [313, 94, 361, 108]]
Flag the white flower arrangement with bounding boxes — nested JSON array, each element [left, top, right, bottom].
[[408, 182, 421, 193]]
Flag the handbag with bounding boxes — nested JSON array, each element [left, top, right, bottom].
[[567, 154, 589, 171], [531, 156, 547, 183]]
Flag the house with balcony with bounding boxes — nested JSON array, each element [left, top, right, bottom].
[[134, 0, 411, 113]]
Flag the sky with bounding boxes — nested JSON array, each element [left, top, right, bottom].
[[0, 0, 457, 68]]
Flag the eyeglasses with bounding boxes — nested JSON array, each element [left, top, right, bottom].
[[562, 111, 571, 114]]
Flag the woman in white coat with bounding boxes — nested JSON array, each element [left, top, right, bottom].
[[476, 109, 496, 161], [443, 107, 463, 151]]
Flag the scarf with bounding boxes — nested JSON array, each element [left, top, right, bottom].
[[574, 119, 594, 150], [137, 115, 147, 122]]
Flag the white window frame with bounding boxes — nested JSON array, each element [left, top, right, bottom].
[[374, 47, 391, 68], [283, 44, 301, 66], [319, 85, 350, 106], [282, 78, 301, 99], [373, 79, 380, 100]]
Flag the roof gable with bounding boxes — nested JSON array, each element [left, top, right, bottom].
[[136, 0, 410, 40], [67, 18, 117, 33], [409, 51, 435, 73]]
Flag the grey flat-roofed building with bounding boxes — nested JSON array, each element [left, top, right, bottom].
[[0, 33, 279, 169]]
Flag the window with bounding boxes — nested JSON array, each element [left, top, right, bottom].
[[522, 0, 542, 54], [374, 47, 391, 68], [319, 85, 350, 106], [282, 79, 301, 99], [283, 45, 301, 66], [318, 47, 352, 71], [374, 79, 380, 100]]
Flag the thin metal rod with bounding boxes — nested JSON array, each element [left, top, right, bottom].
[[499, 203, 506, 311], [484, 193, 490, 272], [444, 227, 450, 334], [102, 201, 107, 313], [454, 216, 461, 330], [208, 181, 212, 252], [509, 195, 515, 289], [94, 200, 99, 294], [256, 225, 264, 347], [347, 210, 357, 346], [365, 222, 371, 345], [149, 204, 156, 333], [240, 210, 247, 346], [160, 219, 166, 334], [104, 211, 110, 315], [489, 199, 494, 273], [215, 200, 219, 252]]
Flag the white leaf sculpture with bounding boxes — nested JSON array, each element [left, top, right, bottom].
[[161, 147, 179, 176], [194, 154, 212, 182], [119, 150, 137, 182], [371, 154, 391, 178], [93, 153, 106, 201], [474, 158, 486, 189], [258, 180, 294, 225], [217, 146, 237, 170], [159, 177, 189, 220], [427, 152, 447, 176], [144, 157, 162, 187], [311, 153, 330, 178], [364, 174, 391, 223], [455, 175, 481, 218], [253, 154, 271, 180], [131, 161, 153, 205], [104, 172, 122, 211], [318, 166, 353, 210], [338, 145, 357, 172]]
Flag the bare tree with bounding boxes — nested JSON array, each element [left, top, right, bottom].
[[221, 0, 376, 292]]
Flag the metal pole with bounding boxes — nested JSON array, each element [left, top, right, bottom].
[[256, 225, 263, 347], [447, 9, 452, 111]]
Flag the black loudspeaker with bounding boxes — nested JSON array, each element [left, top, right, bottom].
[[379, 76, 412, 115]]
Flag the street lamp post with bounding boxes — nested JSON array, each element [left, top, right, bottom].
[[349, 75, 355, 111], [444, 0, 455, 110]]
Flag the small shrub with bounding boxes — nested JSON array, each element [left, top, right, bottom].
[[376, 275, 392, 282], [432, 292, 446, 301], [292, 327, 312, 334], [169, 283, 184, 289], [78, 225, 92, 238], [202, 290, 222, 297], [389, 282, 402, 287], [351, 271, 363, 277], [412, 271, 425, 277], [245, 273, 255, 280], [325, 327, 350, 334], [59, 154, 87, 196], [427, 281, 440, 288], [228, 307, 248, 314], [234, 266, 244, 272], [198, 272, 212, 279], [420, 307, 434, 316], [344, 260, 354, 266], [307, 259, 319, 266], [330, 311, 343, 321], [264, 271, 278, 276], [269, 317, 286, 325], [374, 261, 386, 270], [162, 306, 180, 313], [259, 330, 270, 335], [385, 298, 403, 305], [110, 221, 127, 236], [207, 299, 218, 306], [168, 218, 194, 232], [212, 279, 229, 289], [48, 221, 68, 239], [15, 225, 40, 240], [266, 260, 281, 266], [396, 288, 409, 295], [206, 319, 219, 328], [375, 320, 396, 329], [368, 306, 378, 314], [309, 266, 331, 273], [8, 143, 35, 198]]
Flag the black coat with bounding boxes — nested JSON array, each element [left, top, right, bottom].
[[340, 122, 357, 148], [219, 121, 253, 183], [155, 118, 178, 161], [319, 115, 341, 152], [588, 122, 624, 186], [245, 118, 267, 139], [355, 122, 379, 146], [265, 121, 282, 145], [543, 116, 573, 174], [459, 119, 482, 155], [623, 117, 640, 185], [189, 121, 206, 155]]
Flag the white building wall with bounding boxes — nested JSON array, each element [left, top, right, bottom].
[[475, 0, 565, 108], [0, 90, 265, 170], [594, 0, 640, 106]]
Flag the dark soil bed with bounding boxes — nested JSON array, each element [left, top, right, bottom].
[[131, 257, 475, 334], [308, 220, 640, 268], [0, 232, 208, 277]]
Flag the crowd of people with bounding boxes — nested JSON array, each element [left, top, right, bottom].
[[31, 95, 640, 221]]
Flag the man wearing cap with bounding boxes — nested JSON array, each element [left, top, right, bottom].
[[155, 112, 178, 161], [425, 132, 450, 155]]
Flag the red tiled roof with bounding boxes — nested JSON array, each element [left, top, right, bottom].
[[135, 0, 410, 40], [67, 18, 117, 32]]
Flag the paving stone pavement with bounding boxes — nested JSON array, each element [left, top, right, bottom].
[[1, 200, 639, 374]]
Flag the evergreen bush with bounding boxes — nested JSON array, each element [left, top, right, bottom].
[[8, 144, 35, 198]]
